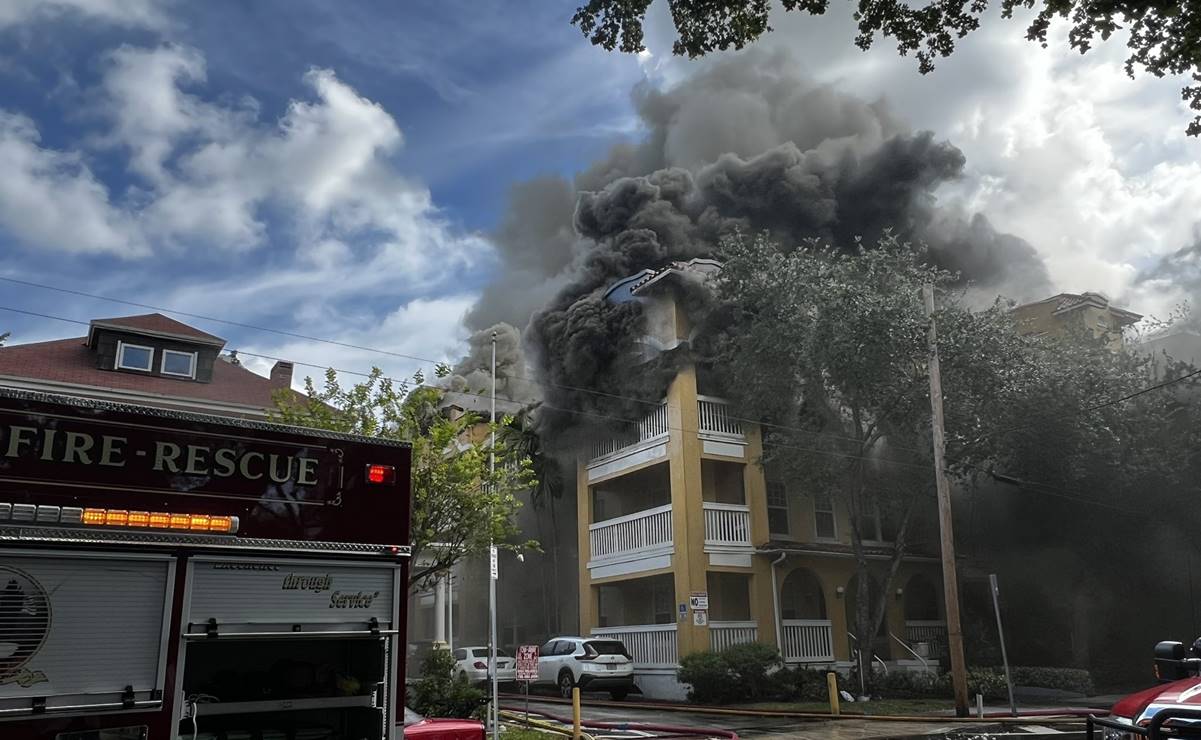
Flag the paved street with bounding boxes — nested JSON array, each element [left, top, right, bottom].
[[501, 698, 1086, 739]]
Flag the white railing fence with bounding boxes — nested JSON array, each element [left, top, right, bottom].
[[703, 502, 751, 547], [781, 619, 835, 662], [589, 504, 673, 561], [710, 621, 758, 653], [905, 620, 948, 655], [592, 403, 669, 461], [592, 624, 678, 668], [697, 396, 743, 437]]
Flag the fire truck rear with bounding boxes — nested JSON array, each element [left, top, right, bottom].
[[0, 388, 412, 740]]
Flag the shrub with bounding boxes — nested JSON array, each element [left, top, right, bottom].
[[411, 649, 487, 719], [677, 651, 730, 704], [1011, 666, 1094, 696], [678, 643, 791, 703], [721, 642, 784, 701]]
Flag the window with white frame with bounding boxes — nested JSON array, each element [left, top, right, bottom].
[[115, 342, 154, 372], [813, 493, 837, 540], [766, 480, 790, 535], [160, 349, 197, 378], [852, 503, 894, 544]]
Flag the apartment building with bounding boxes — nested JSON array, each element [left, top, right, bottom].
[[576, 260, 946, 699], [1012, 292, 1141, 349]]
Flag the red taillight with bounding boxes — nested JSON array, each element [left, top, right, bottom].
[[473, 661, 487, 669], [366, 464, 395, 485]]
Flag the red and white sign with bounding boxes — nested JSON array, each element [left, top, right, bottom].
[[516, 644, 539, 681]]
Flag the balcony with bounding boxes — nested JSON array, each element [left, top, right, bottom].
[[587, 504, 674, 579], [697, 395, 746, 458], [782, 619, 835, 663], [591, 624, 678, 669], [703, 502, 753, 567], [587, 403, 669, 481], [710, 621, 758, 653]]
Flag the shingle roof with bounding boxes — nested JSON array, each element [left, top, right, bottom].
[[89, 313, 225, 346], [0, 336, 298, 412]]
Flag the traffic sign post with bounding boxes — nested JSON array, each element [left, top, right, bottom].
[[516, 645, 539, 725]]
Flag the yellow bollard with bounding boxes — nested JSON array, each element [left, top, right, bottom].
[[572, 686, 582, 740], [826, 672, 840, 716]]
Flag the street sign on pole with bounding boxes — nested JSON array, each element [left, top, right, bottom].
[[516, 645, 539, 681], [490, 546, 498, 580]]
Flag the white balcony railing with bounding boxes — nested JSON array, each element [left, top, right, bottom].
[[697, 396, 743, 437], [710, 621, 758, 653], [703, 502, 751, 549], [592, 403, 669, 461], [782, 619, 835, 662], [592, 624, 678, 668], [905, 620, 947, 653], [589, 504, 673, 561]]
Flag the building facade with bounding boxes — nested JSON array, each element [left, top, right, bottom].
[[575, 261, 946, 699], [1012, 292, 1141, 349], [0, 313, 297, 418]]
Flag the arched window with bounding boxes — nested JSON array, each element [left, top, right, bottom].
[[903, 574, 940, 621], [780, 568, 826, 620]]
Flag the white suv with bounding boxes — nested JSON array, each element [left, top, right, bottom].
[[534, 637, 634, 700]]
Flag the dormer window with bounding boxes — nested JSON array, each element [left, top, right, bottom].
[[160, 349, 197, 379], [115, 341, 154, 372]]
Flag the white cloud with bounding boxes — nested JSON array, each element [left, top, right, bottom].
[[0, 0, 168, 29], [238, 294, 476, 393], [0, 112, 145, 255]]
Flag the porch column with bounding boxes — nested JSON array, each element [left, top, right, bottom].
[[668, 363, 709, 657], [434, 574, 447, 646]]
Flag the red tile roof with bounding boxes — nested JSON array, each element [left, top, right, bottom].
[[0, 336, 299, 413], [89, 313, 225, 345]]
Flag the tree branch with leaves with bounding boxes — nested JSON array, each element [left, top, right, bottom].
[[572, 0, 1201, 136], [271, 367, 537, 589]]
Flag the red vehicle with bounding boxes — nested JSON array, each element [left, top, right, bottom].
[[402, 708, 484, 740], [0, 388, 414, 740], [1090, 640, 1201, 739]]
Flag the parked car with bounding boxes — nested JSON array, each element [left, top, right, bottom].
[[452, 646, 516, 685], [534, 636, 635, 700], [403, 707, 485, 740]]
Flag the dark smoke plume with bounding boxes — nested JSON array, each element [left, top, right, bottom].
[[467, 49, 1052, 435]]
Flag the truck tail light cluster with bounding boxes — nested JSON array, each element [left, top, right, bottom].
[[366, 464, 395, 485]]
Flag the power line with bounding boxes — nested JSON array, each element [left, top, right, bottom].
[[0, 281, 932, 454], [0, 304, 940, 472], [0, 303, 1191, 512]]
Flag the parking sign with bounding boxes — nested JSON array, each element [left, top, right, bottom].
[[516, 644, 539, 681]]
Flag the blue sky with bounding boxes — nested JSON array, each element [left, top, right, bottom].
[[2, 0, 1200, 388], [0, 0, 647, 383]]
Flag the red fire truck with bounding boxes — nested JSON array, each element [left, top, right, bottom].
[[0, 388, 412, 740]]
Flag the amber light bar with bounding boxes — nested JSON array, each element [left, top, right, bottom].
[[81, 508, 238, 534], [0, 503, 238, 534]]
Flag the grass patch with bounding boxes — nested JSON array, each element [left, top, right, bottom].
[[743, 698, 955, 716], [501, 729, 564, 740]]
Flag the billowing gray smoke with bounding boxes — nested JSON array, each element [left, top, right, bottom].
[[466, 49, 1053, 432], [446, 322, 539, 407]]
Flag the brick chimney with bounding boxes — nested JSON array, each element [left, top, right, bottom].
[[269, 360, 294, 390]]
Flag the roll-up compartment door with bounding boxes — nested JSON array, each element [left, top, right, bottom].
[[187, 557, 397, 635], [0, 550, 173, 715]]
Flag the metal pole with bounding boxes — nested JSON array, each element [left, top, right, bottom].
[[990, 573, 1017, 717], [924, 284, 970, 717], [489, 331, 499, 740], [447, 572, 454, 651]]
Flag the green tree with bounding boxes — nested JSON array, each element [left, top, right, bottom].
[[572, 1, 1201, 136], [0, 332, 9, 346], [706, 232, 1048, 680], [271, 367, 537, 588]]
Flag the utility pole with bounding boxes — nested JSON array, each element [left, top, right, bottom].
[[488, 331, 500, 740], [923, 283, 970, 718]]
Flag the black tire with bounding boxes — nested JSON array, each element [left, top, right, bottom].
[[557, 671, 574, 699], [609, 688, 629, 701]]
